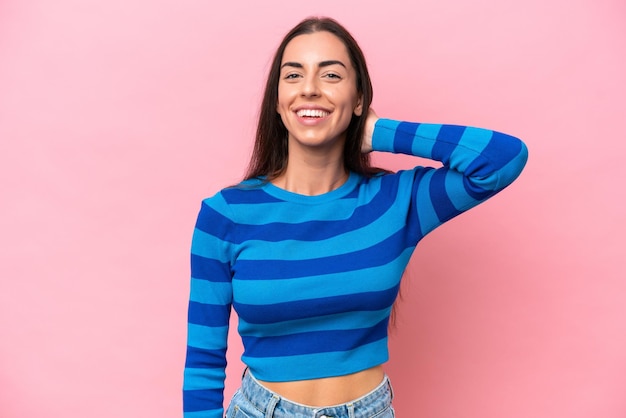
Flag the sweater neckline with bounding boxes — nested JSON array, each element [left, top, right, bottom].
[[262, 172, 360, 204]]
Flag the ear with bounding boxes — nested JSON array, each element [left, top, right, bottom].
[[353, 94, 363, 116]]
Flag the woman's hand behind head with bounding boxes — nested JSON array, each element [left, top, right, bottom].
[[361, 108, 379, 153]]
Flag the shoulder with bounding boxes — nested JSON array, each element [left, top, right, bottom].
[[197, 178, 278, 222]]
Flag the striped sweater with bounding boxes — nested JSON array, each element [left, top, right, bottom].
[[183, 118, 528, 417]]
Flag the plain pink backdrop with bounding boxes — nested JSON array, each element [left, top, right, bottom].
[[1, 1, 625, 417]]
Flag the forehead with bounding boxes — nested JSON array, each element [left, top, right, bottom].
[[281, 31, 352, 66]]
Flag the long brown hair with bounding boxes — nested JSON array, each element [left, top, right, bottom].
[[244, 17, 383, 181]]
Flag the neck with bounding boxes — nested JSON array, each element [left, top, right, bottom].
[[272, 156, 348, 196]]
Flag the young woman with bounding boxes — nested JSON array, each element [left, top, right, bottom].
[[183, 17, 528, 418]]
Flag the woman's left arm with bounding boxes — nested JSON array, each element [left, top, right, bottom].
[[364, 109, 528, 236]]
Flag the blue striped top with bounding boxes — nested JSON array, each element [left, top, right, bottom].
[[183, 118, 528, 417]]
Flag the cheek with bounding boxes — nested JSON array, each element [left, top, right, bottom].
[[329, 86, 359, 106]]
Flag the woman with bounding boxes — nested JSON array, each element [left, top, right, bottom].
[[183, 17, 528, 418]]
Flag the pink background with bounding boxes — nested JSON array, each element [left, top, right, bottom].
[[1, 0, 625, 417]]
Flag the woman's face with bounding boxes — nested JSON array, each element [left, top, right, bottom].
[[277, 31, 362, 154]]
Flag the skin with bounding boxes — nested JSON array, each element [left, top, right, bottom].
[[257, 30, 385, 406]]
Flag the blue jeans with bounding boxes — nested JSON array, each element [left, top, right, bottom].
[[225, 370, 395, 418]]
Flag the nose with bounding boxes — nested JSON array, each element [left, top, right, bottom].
[[300, 75, 320, 97]]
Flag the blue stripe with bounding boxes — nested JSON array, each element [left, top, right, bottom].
[[429, 168, 461, 223], [459, 132, 524, 192], [446, 128, 492, 175], [187, 324, 228, 350], [190, 255, 231, 282], [372, 118, 401, 152], [444, 170, 480, 211], [431, 125, 466, 162], [228, 178, 398, 243], [190, 229, 230, 261], [234, 230, 411, 280], [457, 126, 493, 153], [238, 308, 390, 337], [228, 199, 359, 225], [343, 185, 361, 199], [412, 123, 442, 158], [241, 318, 388, 357], [222, 184, 283, 203], [244, 339, 389, 381], [195, 203, 233, 239], [184, 346, 227, 370], [464, 179, 494, 201], [413, 169, 440, 236], [237, 210, 407, 262], [393, 122, 419, 154], [386, 169, 425, 240], [481, 131, 524, 169], [234, 285, 399, 324], [189, 279, 231, 305], [477, 132, 527, 189], [184, 410, 221, 418], [437, 124, 467, 143], [233, 250, 410, 304], [188, 301, 230, 327], [227, 179, 380, 225], [494, 146, 528, 189], [183, 367, 226, 391], [461, 158, 497, 199], [183, 388, 223, 413]]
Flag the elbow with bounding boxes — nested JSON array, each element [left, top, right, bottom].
[[493, 137, 529, 190], [468, 136, 528, 192]]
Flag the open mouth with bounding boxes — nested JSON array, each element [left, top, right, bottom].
[[296, 109, 330, 118]]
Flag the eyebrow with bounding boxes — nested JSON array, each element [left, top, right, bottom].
[[280, 60, 347, 69]]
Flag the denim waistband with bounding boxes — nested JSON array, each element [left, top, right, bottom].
[[240, 369, 394, 418]]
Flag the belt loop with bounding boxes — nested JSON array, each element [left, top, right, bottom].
[[387, 378, 394, 401], [265, 394, 279, 418], [347, 402, 355, 418], [241, 366, 249, 379]]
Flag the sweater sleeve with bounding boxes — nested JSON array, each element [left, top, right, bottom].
[[183, 194, 234, 418], [372, 118, 528, 237]]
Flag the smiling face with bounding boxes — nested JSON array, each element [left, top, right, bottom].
[[277, 31, 363, 155]]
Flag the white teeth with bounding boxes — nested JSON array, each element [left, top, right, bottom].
[[296, 109, 329, 118]]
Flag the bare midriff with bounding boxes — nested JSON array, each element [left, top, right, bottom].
[[256, 365, 385, 406]]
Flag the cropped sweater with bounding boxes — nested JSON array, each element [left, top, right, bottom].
[[183, 118, 528, 417]]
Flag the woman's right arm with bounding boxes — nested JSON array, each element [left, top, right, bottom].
[[183, 195, 234, 418]]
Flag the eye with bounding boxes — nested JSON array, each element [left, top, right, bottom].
[[283, 73, 301, 80], [324, 73, 342, 80]]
